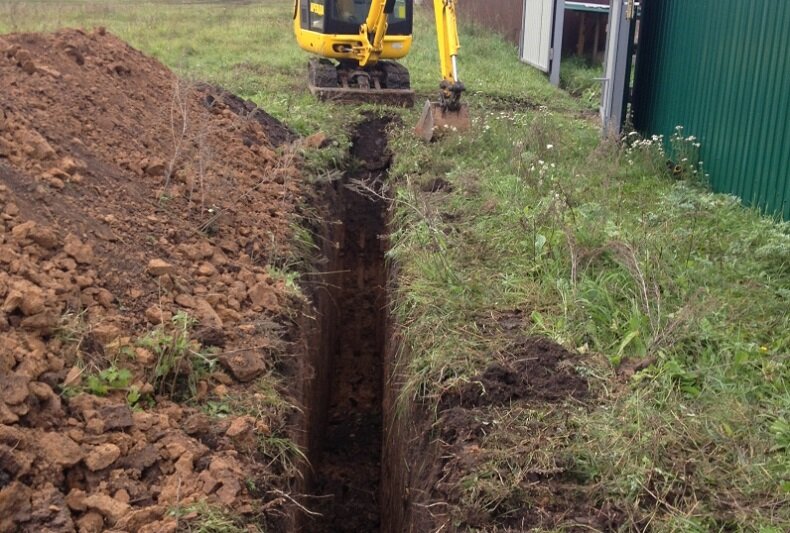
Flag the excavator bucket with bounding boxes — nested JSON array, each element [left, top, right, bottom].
[[414, 100, 471, 142]]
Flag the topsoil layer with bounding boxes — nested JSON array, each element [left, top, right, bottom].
[[0, 28, 306, 532]]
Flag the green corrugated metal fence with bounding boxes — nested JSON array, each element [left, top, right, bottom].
[[634, 0, 790, 219]]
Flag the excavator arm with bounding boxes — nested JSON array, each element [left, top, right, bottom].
[[351, 0, 471, 139], [350, 0, 388, 66], [416, 0, 470, 140], [357, 0, 466, 108], [432, 0, 465, 110]]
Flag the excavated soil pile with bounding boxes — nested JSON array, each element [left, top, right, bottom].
[[0, 28, 305, 532], [440, 336, 589, 410]]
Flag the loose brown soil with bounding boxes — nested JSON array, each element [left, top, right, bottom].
[[303, 117, 392, 533], [440, 336, 589, 410], [0, 28, 307, 532]]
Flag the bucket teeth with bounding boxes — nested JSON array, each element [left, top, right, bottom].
[[415, 100, 471, 142]]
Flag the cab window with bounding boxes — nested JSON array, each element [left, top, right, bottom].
[[389, 0, 407, 23], [334, 0, 370, 23], [308, 0, 325, 31], [300, 0, 309, 29]]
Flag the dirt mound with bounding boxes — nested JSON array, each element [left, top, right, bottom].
[[440, 336, 588, 409], [0, 28, 305, 532], [416, 337, 612, 530]]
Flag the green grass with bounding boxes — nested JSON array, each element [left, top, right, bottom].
[[4, 1, 789, 529], [170, 501, 262, 533], [560, 55, 604, 110], [137, 310, 218, 401], [0, 0, 582, 132]]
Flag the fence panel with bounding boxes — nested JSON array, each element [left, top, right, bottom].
[[454, 0, 524, 44]]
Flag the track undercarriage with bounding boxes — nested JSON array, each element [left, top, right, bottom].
[[307, 58, 415, 107]]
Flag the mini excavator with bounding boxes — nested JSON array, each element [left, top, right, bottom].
[[293, 0, 470, 140]]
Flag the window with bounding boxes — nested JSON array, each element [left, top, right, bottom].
[[308, 0, 325, 31], [390, 0, 407, 23], [324, 0, 412, 36], [300, 0, 310, 29]]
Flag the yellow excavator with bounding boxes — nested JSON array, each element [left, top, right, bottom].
[[293, 0, 470, 139]]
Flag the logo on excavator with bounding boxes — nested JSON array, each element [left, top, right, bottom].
[[310, 2, 325, 16]]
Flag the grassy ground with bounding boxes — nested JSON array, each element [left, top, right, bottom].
[[389, 122, 790, 529], [3, 1, 789, 531], [559, 55, 604, 111]]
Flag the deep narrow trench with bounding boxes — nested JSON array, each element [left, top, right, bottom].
[[304, 117, 393, 532]]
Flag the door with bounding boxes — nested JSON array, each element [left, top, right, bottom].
[[520, 0, 556, 72]]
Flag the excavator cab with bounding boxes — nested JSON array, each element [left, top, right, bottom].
[[294, 0, 416, 105], [306, 0, 410, 29]]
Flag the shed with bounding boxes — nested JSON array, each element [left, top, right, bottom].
[[517, 1, 613, 85], [633, 0, 790, 219]]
